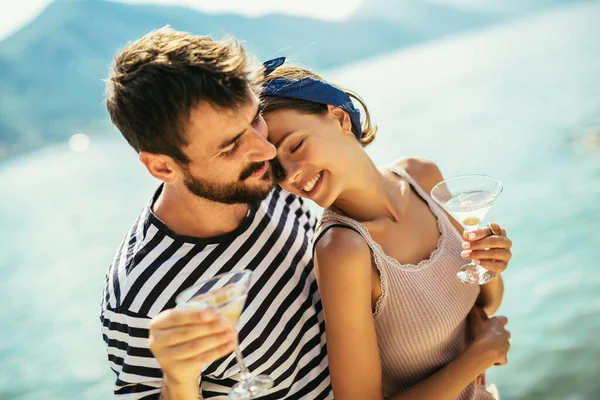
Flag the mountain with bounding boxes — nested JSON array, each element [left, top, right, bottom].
[[0, 0, 583, 159], [352, 0, 496, 35], [354, 0, 585, 26]]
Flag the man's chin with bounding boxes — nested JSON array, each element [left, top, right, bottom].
[[224, 180, 275, 206], [182, 170, 276, 205], [248, 170, 276, 190], [249, 181, 276, 200]]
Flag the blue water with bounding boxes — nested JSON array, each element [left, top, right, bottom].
[[1, 3, 599, 399]]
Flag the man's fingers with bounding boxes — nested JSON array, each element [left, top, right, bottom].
[[154, 331, 238, 361], [150, 308, 217, 330], [492, 315, 508, 326], [187, 340, 239, 366], [152, 316, 234, 347], [162, 339, 239, 373]]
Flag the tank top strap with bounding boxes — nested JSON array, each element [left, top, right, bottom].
[[385, 164, 455, 236], [316, 211, 381, 251], [314, 211, 389, 317]]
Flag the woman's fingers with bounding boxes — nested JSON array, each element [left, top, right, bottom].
[[476, 259, 508, 273], [461, 248, 512, 263], [462, 235, 512, 251], [463, 222, 503, 241]]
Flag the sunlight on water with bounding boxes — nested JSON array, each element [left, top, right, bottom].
[[68, 133, 91, 152]]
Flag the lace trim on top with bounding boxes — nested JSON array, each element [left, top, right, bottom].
[[384, 165, 449, 271], [318, 212, 390, 318], [315, 164, 453, 318]]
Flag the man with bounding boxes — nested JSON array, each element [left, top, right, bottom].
[[100, 27, 331, 399]]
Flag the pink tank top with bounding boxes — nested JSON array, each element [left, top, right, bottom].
[[315, 165, 496, 399]]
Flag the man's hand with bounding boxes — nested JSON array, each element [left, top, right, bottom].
[[149, 307, 238, 391], [468, 306, 510, 369]]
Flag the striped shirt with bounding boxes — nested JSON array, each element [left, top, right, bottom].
[[100, 185, 332, 399]]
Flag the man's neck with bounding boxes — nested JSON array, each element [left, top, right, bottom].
[[152, 184, 251, 239]]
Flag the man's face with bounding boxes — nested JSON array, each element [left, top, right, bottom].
[[178, 94, 282, 205]]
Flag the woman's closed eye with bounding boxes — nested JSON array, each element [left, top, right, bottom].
[[290, 139, 305, 154]]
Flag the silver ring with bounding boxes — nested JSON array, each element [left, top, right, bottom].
[[488, 222, 500, 236]]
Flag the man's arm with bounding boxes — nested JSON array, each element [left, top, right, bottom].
[[101, 307, 164, 398], [101, 305, 235, 399]]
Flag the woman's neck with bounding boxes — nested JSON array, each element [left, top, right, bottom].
[[331, 155, 407, 223]]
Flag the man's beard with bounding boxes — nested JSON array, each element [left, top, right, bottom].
[[182, 159, 285, 205]]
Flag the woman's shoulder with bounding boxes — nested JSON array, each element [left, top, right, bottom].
[[313, 220, 374, 292], [390, 157, 444, 194], [314, 212, 371, 271]]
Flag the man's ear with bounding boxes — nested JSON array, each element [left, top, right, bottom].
[[139, 151, 180, 184], [327, 105, 352, 135]]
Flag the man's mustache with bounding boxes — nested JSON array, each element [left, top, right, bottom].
[[270, 158, 286, 183], [239, 159, 286, 182]]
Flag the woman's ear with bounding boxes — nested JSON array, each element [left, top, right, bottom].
[[327, 104, 352, 135]]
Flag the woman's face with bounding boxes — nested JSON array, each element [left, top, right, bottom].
[[264, 107, 355, 208]]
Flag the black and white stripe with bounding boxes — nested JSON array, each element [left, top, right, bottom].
[[100, 185, 332, 399]]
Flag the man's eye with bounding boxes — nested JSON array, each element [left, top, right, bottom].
[[223, 141, 240, 156], [252, 112, 264, 125]]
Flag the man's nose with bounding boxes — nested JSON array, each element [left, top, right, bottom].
[[247, 128, 277, 162]]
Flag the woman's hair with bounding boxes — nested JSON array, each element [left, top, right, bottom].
[[260, 66, 377, 147]]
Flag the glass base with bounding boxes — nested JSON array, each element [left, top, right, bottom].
[[229, 375, 274, 399], [457, 263, 497, 285]]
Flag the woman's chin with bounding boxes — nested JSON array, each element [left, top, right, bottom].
[[315, 199, 332, 209], [313, 191, 336, 209]]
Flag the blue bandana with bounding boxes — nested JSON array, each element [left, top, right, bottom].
[[261, 57, 363, 139]]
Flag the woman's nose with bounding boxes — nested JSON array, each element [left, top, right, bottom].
[[279, 156, 302, 188]]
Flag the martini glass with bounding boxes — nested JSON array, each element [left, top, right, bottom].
[[431, 175, 503, 284], [175, 270, 273, 399]]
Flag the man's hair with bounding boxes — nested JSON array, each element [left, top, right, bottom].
[[105, 26, 259, 164]]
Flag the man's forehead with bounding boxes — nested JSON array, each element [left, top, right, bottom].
[[187, 96, 258, 144]]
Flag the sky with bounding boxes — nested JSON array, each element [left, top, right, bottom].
[[0, 0, 363, 41]]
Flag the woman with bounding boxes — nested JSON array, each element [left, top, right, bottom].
[[259, 57, 512, 400]]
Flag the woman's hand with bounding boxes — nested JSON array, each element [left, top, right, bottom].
[[461, 222, 512, 273]]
